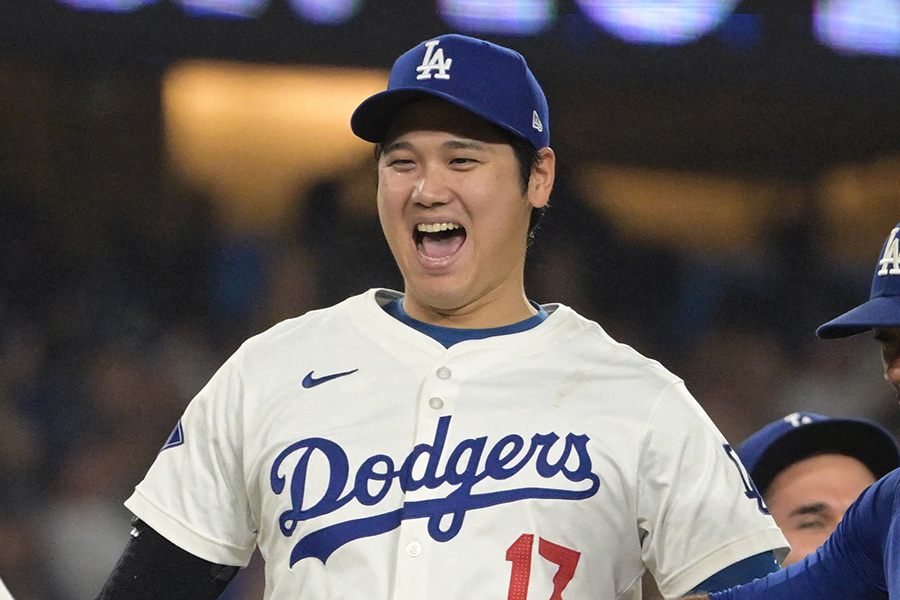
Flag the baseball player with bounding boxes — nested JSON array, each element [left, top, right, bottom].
[[684, 220, 900, 600], [737, 411, 900, 565], [95, 34, 787, 599]]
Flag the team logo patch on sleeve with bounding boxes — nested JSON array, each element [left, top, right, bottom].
[[161, 419, 185, 451]]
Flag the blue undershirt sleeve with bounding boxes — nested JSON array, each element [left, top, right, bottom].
[[688, 551, 779, 594], [709, 469, 900, 600], [707, 551, 864, 600]]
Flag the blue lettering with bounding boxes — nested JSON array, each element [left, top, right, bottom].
[[443, 436, 487, 485], [725, 443, 770, 514], [270, 416, 601, 565], [271, 438, 353, 535], [484, 434, 526, 479], [354, 454, 394, 506], [398, 415, 450, 491]]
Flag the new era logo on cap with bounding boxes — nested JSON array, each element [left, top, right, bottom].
[[351, 34, 550, 150], [817, 221, 900, 338]]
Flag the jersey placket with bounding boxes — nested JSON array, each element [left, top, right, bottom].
[[390, 355, 462, 599]]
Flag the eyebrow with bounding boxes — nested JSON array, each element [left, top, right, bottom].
[[381, 138, 487, 155], [788, 502, 829, 518], [443, 139, 486, 151], [381, 140, 413, 155]]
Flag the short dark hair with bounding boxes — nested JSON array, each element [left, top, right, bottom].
[[502, 130, 546, 247]]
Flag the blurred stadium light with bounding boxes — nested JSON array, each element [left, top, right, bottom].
[[31, 0, 900, 57], [574, 0, 742, 45], [815, 0, 900, 57], [437, 0, 556, 36]]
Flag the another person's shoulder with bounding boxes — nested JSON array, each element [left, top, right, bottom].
[[830, 466, 900, 551], [881, 466, 900, 486], [862, 466, 900, 506]]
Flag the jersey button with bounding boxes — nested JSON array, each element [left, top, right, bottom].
[[406, 541, 423, 557], [436, 367, 451, 379], [428, 397, 444, 410]]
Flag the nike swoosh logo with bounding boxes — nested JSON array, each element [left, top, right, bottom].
[[302, 369, 359, 389]]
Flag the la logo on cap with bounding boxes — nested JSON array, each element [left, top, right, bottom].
[[783, 412, 813, 428], [416, 39, 452, 80], [878, 227, 900, 276]]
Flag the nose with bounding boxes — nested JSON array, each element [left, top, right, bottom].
[[411, 165, 452, 207]]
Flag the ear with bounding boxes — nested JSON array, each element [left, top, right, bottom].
[[528, 147, 555, 209]]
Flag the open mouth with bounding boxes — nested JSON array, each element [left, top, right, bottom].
[[415, 222, 467, 260]]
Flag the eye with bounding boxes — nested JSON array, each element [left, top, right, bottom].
[[796, 519, 826, 530], [387, 157, 416, 169], [449, 156, 478, 166]]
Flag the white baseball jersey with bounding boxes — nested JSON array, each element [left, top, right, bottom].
[[0, 575, 13, 600], [125, 288, 788, 600]]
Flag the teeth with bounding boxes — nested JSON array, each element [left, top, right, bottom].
[[417, 222, 461, 233]]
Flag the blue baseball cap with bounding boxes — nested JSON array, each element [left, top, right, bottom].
[[737, 411, 900, 496], [350, 34, 550, 150], [817, 222, 900, 338]]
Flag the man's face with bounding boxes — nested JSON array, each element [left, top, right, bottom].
[[874, 327, 900, 399], [376, 99, 553, 328], [765, 453, 876, 566]]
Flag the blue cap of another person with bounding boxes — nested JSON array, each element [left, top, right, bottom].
[[350, 34, 549, 150], [817, 222, 900, 338], [737, 411, 900, 496]]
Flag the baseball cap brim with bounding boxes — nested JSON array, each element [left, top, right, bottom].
[[743, 419, 900, 495], [816, 295, 900, 339], [351, 87, 532, 146]]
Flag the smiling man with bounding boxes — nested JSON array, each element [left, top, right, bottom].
[[95, 34, 787, 600], [371, 97, 552, 328]]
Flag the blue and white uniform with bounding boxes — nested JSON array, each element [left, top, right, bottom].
[[125, 289, 787, 600], [712, 467, 900, 599]]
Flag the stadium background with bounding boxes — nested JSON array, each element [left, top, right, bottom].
[[2, 1, 900, 597]]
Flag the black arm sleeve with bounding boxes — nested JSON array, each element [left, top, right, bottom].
[[95, 519, 240, 600]]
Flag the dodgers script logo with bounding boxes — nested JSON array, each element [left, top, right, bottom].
[[270, 415, 599, 565]]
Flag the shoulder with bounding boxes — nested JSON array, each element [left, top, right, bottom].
[[844, 467, 900, 531], [217, 290, 390, 383], [543, 303, 685, 388], [242, 289, 388, 351]]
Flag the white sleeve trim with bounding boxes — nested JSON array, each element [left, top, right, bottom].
[[125, 488, 254, 568], [661, 527, 790, 598]]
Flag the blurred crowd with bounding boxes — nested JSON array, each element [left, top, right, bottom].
[[0, 146, 897, 599]]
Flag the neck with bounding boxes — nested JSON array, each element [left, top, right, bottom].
[[401, 291, 537, 329]]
